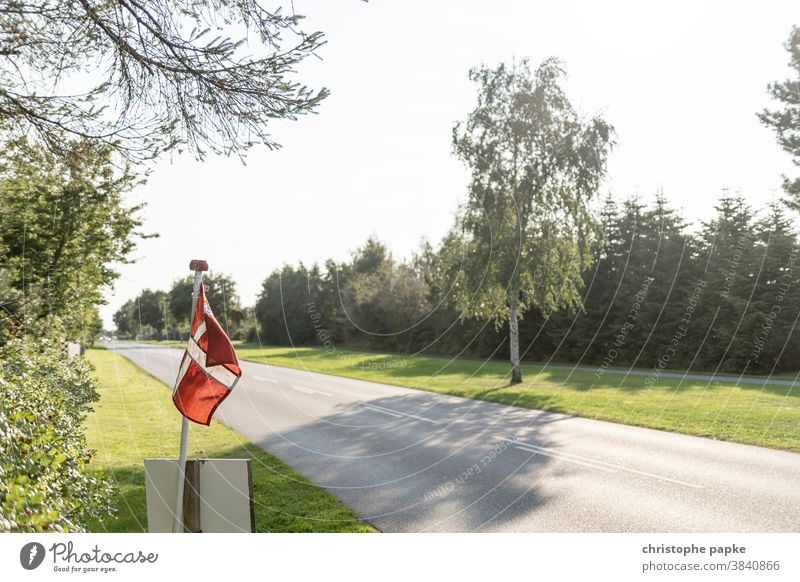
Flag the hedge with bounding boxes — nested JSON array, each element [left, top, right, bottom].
[[0, 340, 112, 532]]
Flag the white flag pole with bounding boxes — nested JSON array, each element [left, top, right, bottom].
[[173, 261, 206, 533]]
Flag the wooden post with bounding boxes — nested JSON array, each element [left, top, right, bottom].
[[182, 460, 202, 533], [246, 459, 255, 533]]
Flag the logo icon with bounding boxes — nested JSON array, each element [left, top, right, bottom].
[[20, 542, 46, 570]]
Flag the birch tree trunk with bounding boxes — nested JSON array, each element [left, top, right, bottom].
[[509, 287, 522, 384]]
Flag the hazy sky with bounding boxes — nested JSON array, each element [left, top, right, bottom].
[[102, 0, 800, 327]]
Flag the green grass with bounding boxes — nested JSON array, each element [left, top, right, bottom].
[[136, 338, 800, 380], [211, 342, 800, 452], [84, 348, 375, 532]]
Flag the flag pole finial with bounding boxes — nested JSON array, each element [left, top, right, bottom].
[[189, 259, 209, 272]]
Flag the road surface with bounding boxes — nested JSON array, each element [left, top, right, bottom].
[[106, 341, 800, 532]]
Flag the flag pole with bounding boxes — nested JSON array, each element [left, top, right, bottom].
[[173, 261, 207, 533]]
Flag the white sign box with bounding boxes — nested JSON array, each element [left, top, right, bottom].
[[144, 458, 255, 533]]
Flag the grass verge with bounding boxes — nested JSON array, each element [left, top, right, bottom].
[[84, 348, 375, 532]]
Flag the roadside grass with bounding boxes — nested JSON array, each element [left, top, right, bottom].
[[84, 348, 375, 533], [222, 343, 800, 452], [137, 339, 800, 381]]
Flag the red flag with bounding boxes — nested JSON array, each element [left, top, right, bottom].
[[172, 285, 242, 425]]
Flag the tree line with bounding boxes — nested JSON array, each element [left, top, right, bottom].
[[118, 191, 800, 375], [116, 24, 800, 379], [113, 272, 249, 341]]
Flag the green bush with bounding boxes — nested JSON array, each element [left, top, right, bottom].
[[0, 340, 112, 532]]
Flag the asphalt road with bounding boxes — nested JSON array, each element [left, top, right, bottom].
[[107, 341, 800, 532]]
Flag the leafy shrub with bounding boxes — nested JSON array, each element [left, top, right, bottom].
[[0, 340, 112, 532]]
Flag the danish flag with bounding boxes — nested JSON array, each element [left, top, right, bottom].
[[172, 284, 242, 425]]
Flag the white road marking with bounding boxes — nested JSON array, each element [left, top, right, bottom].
[[512, 441, 618, 474], [361, 402, 435, 423], [504, 438, 703, 489], [362, 404, 403, 418], [252, 375, 277, 383], [291, 384, 332, 397]]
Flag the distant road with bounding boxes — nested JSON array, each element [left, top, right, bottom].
[[106, 341, 800, 532], [544, 363, 800, 386]]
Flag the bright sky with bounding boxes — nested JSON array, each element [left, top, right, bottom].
[[101, 0, 800, 327]]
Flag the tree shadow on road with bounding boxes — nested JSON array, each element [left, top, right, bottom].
[[246, 391, 583, 532]]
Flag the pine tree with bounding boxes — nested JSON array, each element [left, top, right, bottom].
[[743, 202, 800, 372], [759, 26, 800, 210], [692, 193, 758, 371]]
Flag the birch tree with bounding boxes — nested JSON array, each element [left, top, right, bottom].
[[451, 58, 613, 383]]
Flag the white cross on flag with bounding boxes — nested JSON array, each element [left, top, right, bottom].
[[172, 284, 242, 425]]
